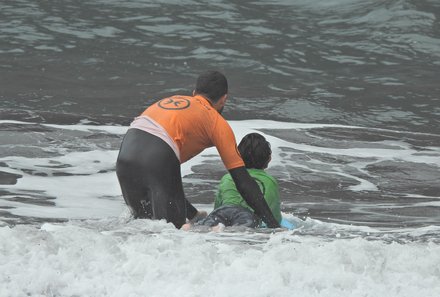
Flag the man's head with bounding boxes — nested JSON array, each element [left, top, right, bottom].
[[193, 70, 228, 113], [238, 133, 272, 169]]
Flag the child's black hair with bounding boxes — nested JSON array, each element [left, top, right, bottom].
[[238, 133, 271, 169]]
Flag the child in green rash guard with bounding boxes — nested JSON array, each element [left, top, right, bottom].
[[182, 133, 282, 231]]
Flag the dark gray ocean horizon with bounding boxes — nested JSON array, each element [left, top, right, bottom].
[[1, 0, 439, 132]]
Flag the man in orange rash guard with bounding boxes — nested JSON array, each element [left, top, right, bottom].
[[116, 71, 280, 229]]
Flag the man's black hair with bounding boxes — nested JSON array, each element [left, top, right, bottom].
[[238, 133, 272, 169], [194, 70, 228, 102]]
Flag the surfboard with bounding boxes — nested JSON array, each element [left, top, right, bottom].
[[260, 217, 296, 230], [280, 218, 296, 230]]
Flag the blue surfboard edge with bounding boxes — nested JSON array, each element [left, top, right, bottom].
[[260, 217, 296, 230]]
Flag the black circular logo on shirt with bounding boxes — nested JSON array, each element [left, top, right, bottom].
[[158, 97, 190, 110]]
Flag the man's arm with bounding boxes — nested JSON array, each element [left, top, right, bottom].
[[229, 166, 280, 228], [185, 199, 198, 220], [185, 199, 207, 223]]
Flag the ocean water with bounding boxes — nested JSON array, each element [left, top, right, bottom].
[[1, 0, 440, 296]]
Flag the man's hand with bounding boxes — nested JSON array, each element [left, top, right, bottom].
[[189, 210, 207, 224]]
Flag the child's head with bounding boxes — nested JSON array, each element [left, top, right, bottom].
[[238, 133, 272, 169]]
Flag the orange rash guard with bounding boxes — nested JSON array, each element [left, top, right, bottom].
[[142, 95, 245, 170]]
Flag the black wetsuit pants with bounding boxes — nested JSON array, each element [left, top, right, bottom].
[[116, 128, 197, 228]]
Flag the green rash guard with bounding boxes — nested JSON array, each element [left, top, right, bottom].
[[214, 168, 282, 223]]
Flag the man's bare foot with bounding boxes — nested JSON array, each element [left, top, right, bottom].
[[181, 223, 192, 231]]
